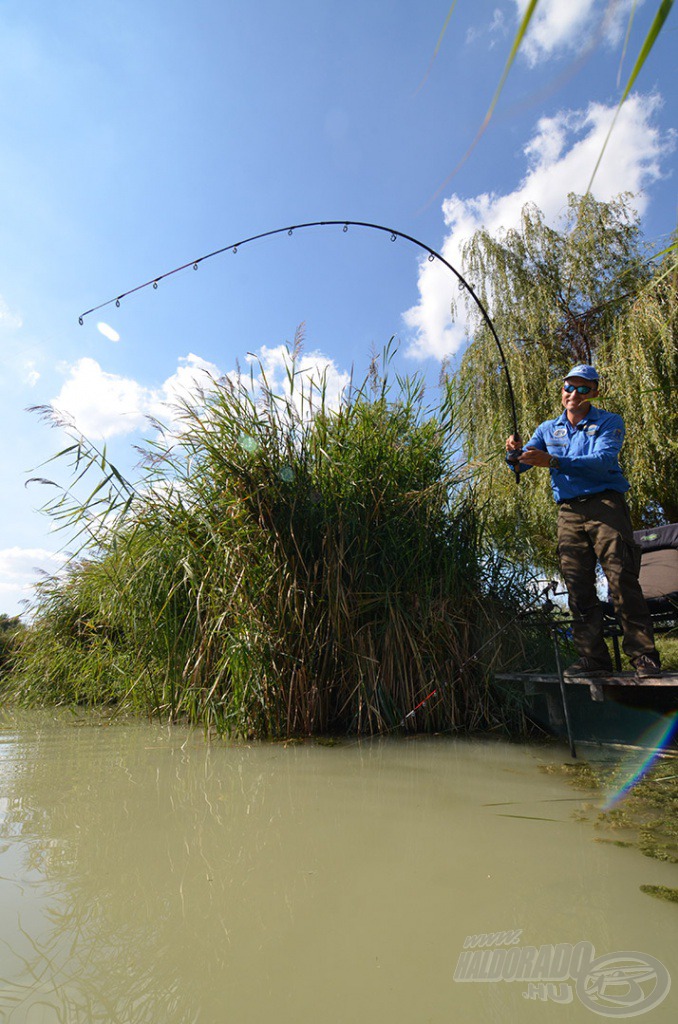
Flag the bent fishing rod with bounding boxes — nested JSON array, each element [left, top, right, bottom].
[[77, 219, 520, 440]]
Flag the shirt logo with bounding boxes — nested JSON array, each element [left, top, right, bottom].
[[553, 427, 567, 438], [586, 425, 598, 435]]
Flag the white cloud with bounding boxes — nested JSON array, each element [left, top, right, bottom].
[[52, 357, 155, 438], [246, 344, 351, 418], [49, 353, 221, 439], [490, 8, 504, 29], [403, 93, 671, 360], [50, 346, 351, 440], [97, 322, 120, 342], [512, 0, 638, 65], [0, 295, 22, 330], [466, 7, 507, 47], [489, 7, 506, 38], [156, 353, 222, 412], [22, 359, 40, 387], [0, 547, 68, 614]]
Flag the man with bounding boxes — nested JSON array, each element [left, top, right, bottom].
[[505, 364, 661, 678]]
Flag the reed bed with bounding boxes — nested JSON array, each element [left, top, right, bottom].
[[6, 349, 537, 737]]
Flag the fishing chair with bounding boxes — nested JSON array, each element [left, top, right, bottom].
[[603, 522, 678, 670]]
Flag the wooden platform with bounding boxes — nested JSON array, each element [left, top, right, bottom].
[[494, 671, 678, 746], [496, 671, 678, 702]]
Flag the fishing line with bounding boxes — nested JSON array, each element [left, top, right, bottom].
[[77, 219, 519, 439]]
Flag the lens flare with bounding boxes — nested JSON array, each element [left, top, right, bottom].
[[601, 711, 678, 811], [238, 434, 259, 454]]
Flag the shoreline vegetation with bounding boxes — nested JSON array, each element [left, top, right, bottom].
[[542, 757, 678, 904], [1, 347, 553, 739]]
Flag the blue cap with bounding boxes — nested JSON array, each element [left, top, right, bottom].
[[564, 364, 599, 382]]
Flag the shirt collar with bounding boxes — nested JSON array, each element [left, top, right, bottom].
[[576, 404, 599, 427], [557, 404, 599, 428]]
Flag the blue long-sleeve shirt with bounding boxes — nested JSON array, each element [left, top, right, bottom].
[[509, 405, 630, 502]]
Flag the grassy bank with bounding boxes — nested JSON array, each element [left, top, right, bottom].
[[4, 349, 542, 738]]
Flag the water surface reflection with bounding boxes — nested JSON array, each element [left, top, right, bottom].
[[0, 712, 675, 1022]]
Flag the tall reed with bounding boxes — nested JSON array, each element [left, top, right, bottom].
[[7, 347, 535, 736]]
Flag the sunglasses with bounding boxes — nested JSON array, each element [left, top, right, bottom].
[[562, 383, 594, 395]]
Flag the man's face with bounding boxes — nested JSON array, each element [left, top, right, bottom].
[[562, 376, 599, 415]]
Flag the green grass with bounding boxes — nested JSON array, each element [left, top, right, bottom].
[[605, 634, 678, 672], [5, 346, 540, 739], [653, 635, 678, 670], [639, 884, 678, 904], [0, 614, 24, 679]]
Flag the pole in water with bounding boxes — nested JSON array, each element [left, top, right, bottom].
[[551, 625, 577, 759]]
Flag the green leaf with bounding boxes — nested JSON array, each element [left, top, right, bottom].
[[82, 471, 115, 509], [620, 0, 674, 103], [647, 239, 678, 287], [586, 0, 674, 193], [415, 0, 460, 92], [616, 0, 638, 88], [482, 0, 539, 129], [422, 0, 540, 201]]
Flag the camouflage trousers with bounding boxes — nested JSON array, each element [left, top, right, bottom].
[[556, 490, 659, 666]]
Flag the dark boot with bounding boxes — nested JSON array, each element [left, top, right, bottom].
[[564, 656, 613, 678], [633, 654, 662, 679]]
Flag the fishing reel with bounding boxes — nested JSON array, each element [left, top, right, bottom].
[[540, 580, 560, 614]]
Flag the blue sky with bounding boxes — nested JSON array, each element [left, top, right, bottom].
[[1, 0, 676, 616]]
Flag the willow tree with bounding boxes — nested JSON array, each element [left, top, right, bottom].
[[453, 192, 655, 571], [598, 241, 678, 525]]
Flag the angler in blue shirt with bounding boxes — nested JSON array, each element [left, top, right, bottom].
[[505, 364, 660, 679]]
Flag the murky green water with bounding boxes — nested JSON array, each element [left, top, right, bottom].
[[0, 711, 675, 1023]]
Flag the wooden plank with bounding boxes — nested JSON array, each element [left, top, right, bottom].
[[495, 672, 678, 687]]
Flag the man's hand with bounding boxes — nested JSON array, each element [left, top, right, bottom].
[[517, 448, 551, 468], [505, 433, 551, 468], [505, 433, 523, 466]]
